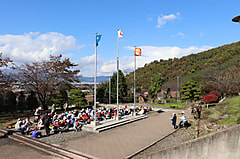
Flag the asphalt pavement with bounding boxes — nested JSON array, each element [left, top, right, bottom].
[[0, 107, 186, 159], [63, 108, 182, 159]]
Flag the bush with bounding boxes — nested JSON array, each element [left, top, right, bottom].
[[209, 91, 221, 99], [203, 94, 218, 103]]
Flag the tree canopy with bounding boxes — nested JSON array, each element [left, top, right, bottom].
[[180, 80, 201, 102], [105, 70, 127, 103], [96, 81, 108, 103], [16, 54, 80, 110], [126, 41, 240, 96], [68, 89, 87, 107], [148, 76, 164, 99]]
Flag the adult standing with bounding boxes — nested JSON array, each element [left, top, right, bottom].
[[64, 101, 68, 112], [170, 113, 177, 129], [51, 103, 56, 114], [44, 113, 51, 136], [197, 104, 202, 119]]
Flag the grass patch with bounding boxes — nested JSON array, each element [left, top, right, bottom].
[[150, 102, 186, 109], [205, 96, 240, 125], [218, 115, 237, 125]]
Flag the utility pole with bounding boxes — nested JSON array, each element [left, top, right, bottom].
[[177, 76, 180, 102]]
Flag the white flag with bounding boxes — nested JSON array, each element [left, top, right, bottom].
[[118, 29, 123, 38]]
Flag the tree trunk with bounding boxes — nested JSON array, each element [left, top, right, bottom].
[[195, 118, 200, 138]]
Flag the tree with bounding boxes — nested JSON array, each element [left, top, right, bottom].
[[17, 55, 80, 110], [106, 70, 127, 103], [5, 91, 17, 113], [96, 81, 108, 103], [50, 90, 68, 110], [148, 76, 165, 99], [209, 91, 222, 100], [203, 65, 240, 97], [18, 91, 26, 112], [68, 89, 87, 107], [180, 80, 201, 102], [201, 83, 220, 95], [0, 53, 14, 113], [26, 91, 39, 111]]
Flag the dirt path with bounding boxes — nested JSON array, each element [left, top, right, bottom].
[[64, 109, 182, 159]]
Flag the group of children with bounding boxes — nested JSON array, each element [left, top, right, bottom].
[[14, 105, 152, 138]]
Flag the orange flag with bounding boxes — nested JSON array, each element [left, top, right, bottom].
[[134, 47, 141, 56]]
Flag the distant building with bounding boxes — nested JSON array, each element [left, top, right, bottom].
[[157, 91, 167, 103], [157, 90, 178, 103], [86, 96, 93, 105], [170, 91, 177, 98]]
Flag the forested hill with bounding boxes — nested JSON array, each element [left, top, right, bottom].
[[126, 41, 240, 91]]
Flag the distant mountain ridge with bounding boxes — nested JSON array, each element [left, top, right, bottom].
[[79, 76, 109, 83]]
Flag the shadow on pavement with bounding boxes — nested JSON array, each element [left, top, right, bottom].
[[157, 110, 165, 113]]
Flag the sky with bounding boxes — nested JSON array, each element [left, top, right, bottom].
[[0, 0, 240, 77]]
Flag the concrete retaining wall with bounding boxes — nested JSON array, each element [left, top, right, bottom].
[[141, 125, 240, 159]]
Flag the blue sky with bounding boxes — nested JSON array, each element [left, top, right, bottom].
[[0, 0, 240, 77]]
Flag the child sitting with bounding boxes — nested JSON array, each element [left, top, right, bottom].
[[32, 127, 42, 138]]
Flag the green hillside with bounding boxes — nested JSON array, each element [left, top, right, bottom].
[[126, 41, 240, 95]]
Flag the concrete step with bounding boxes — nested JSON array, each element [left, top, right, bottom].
[[82, 115, 148, 133], [97, 115, 147, 133]]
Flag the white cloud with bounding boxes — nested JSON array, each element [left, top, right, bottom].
[[100, 63, 116, 73], [172, 32, 185, 38], [177, 32, 184, 37], [0, 32, 212, 77], [156, 12, 180, 28], [76, 54, 95, 77], [76, 54, 107, 77], [0, 32, 79, 63]]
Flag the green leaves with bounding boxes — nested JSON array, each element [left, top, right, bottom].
[[148, 76, 164, 99], [68, 89, 87, 107], [108, 70, 128, 102], [180, 80, 201, 102]]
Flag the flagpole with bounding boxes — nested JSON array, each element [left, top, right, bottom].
[[94, 33, 97, 126], [117, 30, 119, 120], [109, 75, 111, 105], [133, 47, 141, 116], [134, 47, 136, 116]]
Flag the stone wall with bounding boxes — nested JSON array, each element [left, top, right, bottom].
[[141, 125, 240, 159]]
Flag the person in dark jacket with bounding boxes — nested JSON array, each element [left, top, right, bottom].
[[44, 113, 51, 136], [170, 113, 177, 129]]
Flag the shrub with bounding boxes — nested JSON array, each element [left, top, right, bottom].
[[209, 91, 221, 99], [203, 94, 218, 103]]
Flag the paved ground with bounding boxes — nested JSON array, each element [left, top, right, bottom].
[[0, 138, 57, 159], [0, 108, 188, 159], [63, 108, 183, 159]]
